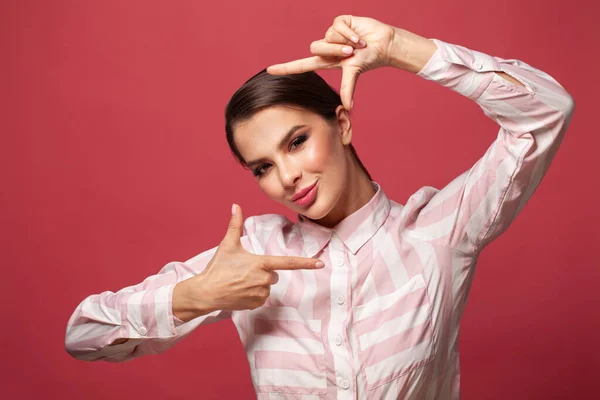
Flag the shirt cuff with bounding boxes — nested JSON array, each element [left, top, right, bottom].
[[416, 38, 504, 101], [123, 283, 178, 338]]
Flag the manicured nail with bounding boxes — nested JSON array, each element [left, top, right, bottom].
[[351, 35, 359, 43], [342, 46, 353, 55], [359, 39, 367, 47], [231, 203, 236, 215], [315, 261, 325, 268]]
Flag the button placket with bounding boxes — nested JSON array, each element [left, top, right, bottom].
[[328, 233, 354, 399]]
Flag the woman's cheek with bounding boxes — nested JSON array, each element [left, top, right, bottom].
[[303, 139, 331, 171]]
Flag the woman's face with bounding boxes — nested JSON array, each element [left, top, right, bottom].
[[233, 105, 353, 221]]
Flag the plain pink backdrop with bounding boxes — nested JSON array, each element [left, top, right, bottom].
[[1, 0, 596, 399]]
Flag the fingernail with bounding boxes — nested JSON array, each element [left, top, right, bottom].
[[351, 100, 354, 108], [342, 46, 353, 55], [351, 35, 359, 43], [231, 203, 236, 215], [359, 39, 367, 47], [315, 261, 325, 268]]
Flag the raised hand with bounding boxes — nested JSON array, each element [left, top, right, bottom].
[[266, 15, 397, 110], [172, 204, 325, 322]]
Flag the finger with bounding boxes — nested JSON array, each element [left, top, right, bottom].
[[260, 255, 325, 270], [266, 56, 338, 75], [270, 271, 279, 285], [310, 39, 354, 58], [333, 15, 360, 44], [340, 67, 360, 110], [222, 203, 243, 247], [325, 28, 364, 47]]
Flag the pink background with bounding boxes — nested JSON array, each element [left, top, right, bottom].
[[1, 0, 597, 398]]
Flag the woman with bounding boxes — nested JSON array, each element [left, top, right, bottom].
[[65, 15, 575, 399]]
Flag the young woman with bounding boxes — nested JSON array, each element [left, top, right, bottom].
[[65, 15, 575, 400]]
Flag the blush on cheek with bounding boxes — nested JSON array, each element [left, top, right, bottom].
[[304, 138, 332, 171]]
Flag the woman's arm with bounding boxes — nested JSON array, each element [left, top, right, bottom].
[[389, 28, 525, 89], [267, 14, 574, 253], [390, 30, 575, 254], [64, 206, 322, 362], [64, 245, 230, 362]]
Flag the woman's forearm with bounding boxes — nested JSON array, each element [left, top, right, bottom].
[[387, 28, 438, 73], [389, 27, 525, 88]]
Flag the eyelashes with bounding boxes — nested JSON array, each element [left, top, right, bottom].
[[290, 134, 307, 149], [253, 134, 308, 177], [253, 164, 269, 177]]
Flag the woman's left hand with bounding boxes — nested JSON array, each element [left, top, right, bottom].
[[266, 15, 398, 111]]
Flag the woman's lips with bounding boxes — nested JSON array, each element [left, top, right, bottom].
[[292, 181, 318, 206]]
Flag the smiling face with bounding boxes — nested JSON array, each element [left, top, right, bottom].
[[233, 104, 354, 222]]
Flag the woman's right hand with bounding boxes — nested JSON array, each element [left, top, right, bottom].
[[266, 15, 399, 111], [172, 204, 325, 322]]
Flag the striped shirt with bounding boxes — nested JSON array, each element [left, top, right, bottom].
[[65, 38, 575, 399]]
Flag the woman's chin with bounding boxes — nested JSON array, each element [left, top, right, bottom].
[[295, 199, 332, 221]]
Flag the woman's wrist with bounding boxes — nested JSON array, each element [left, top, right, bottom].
[[172, 279, 215, 322], [386, 27, 438, 74]]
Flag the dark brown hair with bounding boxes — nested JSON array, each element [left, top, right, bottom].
[[224, 69, 371, 180]]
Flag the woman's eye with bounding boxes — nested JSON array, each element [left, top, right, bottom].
[[289, 134, 307, 150], [253, 163, 271, 177], [253, 134, 307, 177]]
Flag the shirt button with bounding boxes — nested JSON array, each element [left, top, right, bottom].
[[340, 379, 350, 389], [474, 61, 483, 70], [138, 326, 147, 336], [336, 258, 344, 266], [335, 336, 343, 346], [336, 295, 345, 305]]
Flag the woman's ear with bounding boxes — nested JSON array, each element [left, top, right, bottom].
[[335, 105, 353, 145]]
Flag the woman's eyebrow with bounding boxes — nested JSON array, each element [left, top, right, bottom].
[[246, 124, 307, 167]]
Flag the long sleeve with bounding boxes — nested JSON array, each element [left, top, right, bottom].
[[414, 38, 575, 255], [64, 234, 254, 362]]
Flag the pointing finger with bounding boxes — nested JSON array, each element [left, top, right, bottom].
[[260, 255, 325, 270]]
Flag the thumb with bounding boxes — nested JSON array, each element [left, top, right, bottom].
[[341, 66, 360, 110], [222, 203, 244, 247]]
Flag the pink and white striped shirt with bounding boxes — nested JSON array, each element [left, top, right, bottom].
[[65, 38, 575, 399]]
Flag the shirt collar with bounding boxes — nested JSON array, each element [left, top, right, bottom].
[[296, 181, 391, 257]]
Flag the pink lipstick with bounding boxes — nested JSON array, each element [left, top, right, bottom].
[[292, 181, 318, 207]]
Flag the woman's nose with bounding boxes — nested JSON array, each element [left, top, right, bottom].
[[279, 160, 301, 187]]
